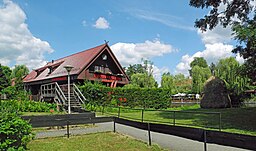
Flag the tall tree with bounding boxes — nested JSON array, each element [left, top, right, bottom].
[[190, 57, 208, 68], [189, 0, 256, 81], [0, 65, 11, 91], [189, 57, 208, 76], [161, 72, 175, 90], [11, 65, 29, 90], [131, 73, 157, 88], [215, 57, 250, 94], [191, 66, 211, 93]]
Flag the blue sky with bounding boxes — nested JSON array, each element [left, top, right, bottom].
[[0, 0, 244, 83]]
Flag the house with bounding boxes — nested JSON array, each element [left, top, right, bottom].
[[23, 43, 129, 106]]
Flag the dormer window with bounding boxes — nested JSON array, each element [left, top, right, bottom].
[[48, 67, 53, 75]]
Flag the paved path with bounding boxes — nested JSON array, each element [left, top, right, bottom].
[[36, 122, 250, 151]]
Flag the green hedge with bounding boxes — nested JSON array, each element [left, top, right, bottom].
[[79, 82, 172, 109], [0, 100, 57, 112]]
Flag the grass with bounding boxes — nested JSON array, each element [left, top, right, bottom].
[[98, 105, 256, 136], [20, 111, 65, 116], [27, 132, 165, 151]]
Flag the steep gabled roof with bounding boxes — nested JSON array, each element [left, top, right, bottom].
[[24, 43, 111, 83]]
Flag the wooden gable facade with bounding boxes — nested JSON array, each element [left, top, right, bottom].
[[23, 43, 129, 96]]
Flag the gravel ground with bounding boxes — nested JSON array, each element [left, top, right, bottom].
[[35, 122, 250, 151]]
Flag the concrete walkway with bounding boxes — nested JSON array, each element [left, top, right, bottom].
[[35, 122, 250, 151]]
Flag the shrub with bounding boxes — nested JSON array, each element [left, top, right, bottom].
[[0, 100, 57, 113], [0, 111, 34, 150], [80, 82, 172, 109]]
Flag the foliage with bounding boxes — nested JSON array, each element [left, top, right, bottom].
[[215, 57, 251, 95], [1, 86, 31, 100], [79, 82, 172, 109], [0, 101, 34, 150], [0, 64, 11, 91], [130, 73, 157, 88], [125, 59, 157, 87], [0, 100, 57, 112], [11, 65, 29, 91], [191, 65, 211, 94], [232, 17, 256, 81], [190, 57, 208, 68], [189, 0, 256, 81], [161, 73, 192, 93]]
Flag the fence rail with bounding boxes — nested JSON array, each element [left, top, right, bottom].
[[21, 114, 256, 150], [101, 106, 222, 131]]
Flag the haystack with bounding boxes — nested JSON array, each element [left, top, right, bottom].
[[200, 76, 231, 108]]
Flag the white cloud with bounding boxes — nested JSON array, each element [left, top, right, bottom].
[[175, 43, 245, 76], [93, 17, 110, 29], [111, 39, 174, 85], [0, 0, 53, 70], [198, 24, 233, 44], [110, 39, 175, 67], [152, 65, 169, 86]]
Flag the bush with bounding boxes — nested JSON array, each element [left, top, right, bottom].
[[0, 100, 57, 113], [0, 110, 34, 150], [79, 82, 172, 109]]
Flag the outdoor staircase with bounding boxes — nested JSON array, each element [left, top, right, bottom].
[[40, 82, 89, 113]]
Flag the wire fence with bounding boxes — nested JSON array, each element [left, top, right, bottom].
[[98, 106, 222, 131]]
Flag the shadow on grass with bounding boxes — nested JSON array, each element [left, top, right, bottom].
[[156, 107, 256, 135]]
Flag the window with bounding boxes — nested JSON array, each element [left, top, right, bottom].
[[94, 66, 104, 73]]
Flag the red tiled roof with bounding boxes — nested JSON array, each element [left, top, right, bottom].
[[23, 43, 107, 83]]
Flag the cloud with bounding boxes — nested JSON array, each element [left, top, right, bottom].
[[175, 43, 245, 76], [0, 0, 53, 70], [93, 17, 110, 29], [127, 9, 194, 31], [198, 24, 233, 44], [152, 65, 170, 86], [110, 39, 175, 67]]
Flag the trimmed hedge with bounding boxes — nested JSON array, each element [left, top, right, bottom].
[[79, 82, 172, 109]]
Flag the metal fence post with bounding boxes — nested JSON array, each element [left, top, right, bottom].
[[141, 109, 144, 123], [219, 113, 222, 131], [173, 111, 176, 126], [118, 107, 121, 118], [148, 123, 151, 146], [67, 120, 70, 138], [204, 130, 207, 151], [114, 117, 116, 133], [102, 105, 104, 115]]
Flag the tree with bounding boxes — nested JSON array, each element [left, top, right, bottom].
[[191, 66, 211, 94], [190, 57, 208, 68], [0, 64, 11, 92], [131, 73, 157, 88], [11, 65, 29, 90], [189, 57, 208, 76], [189, 0, 256, 81], [215, 57, 250, 94], [161, 72, 175, 91]]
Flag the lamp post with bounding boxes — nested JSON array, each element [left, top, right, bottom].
[[64, 65, 74, 114]]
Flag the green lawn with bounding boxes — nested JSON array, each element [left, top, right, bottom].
[[27, 132, 165, 151], [99, 106, 256, 136]]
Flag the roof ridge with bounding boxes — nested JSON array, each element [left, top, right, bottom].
[[54, 43, 107, 62]]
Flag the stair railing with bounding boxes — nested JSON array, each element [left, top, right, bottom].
[[72, 83, 87, 105], [55, 82, 67, 106]]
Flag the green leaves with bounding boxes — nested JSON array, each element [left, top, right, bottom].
[[80, 82, 171, 109], [0, 112, 34, 150]]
